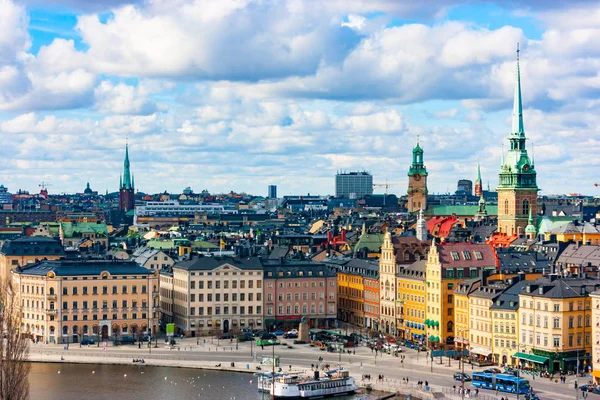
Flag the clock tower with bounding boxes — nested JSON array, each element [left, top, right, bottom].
[[497, 44, 539, 236], [407, 141, 428, 213]]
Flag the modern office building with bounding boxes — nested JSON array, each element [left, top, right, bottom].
[[335, 171, 373, 199], [268, 185, 277, 199]]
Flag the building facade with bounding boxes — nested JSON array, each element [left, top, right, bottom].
[[516, 276, 594, 373], [497, 46, 538, 236], [263, 259, 337, 330], [12, 259, 159, 343], [160, 256, 264, 336], [335, 171, 373, 199], [397, 260, 427, 342], [0, 236, 64, 282], [407, 142, 428, 213]]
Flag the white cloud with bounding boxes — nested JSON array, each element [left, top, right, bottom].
[[94, 80, 158, 115], [434, 108, 459, 118]]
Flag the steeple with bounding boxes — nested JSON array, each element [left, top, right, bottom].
[[123, 144, 132, 190], [131, 174, 135, 190], [474, 162, 483, 197], [512, 43, 524, 136], [477, 162, 481, 182]]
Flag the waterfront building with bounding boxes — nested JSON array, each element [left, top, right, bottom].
[[160, 256, 264, 336], [378, 233, 430, 337], [490, 277, 529, 365], [333, 258, 378, 329], [0, 236, 64, 281], [263, 258, 337, 330], [119, 144, 135, 212], [407, 142, 428, 213], [335, 171, 373, 199], [397, 260, 427, 342], [497, 46, 539, 236], [590, 290, 600, 383], [424, 242, 497, 347], [12, 259, 159, 343], [516, 275, 596, 373], [59, 220, 109, 249]]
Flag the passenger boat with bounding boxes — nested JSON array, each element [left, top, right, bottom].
[[257, 369, 358, 398]]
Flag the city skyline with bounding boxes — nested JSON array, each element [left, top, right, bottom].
[[1, 0, 599, 196]]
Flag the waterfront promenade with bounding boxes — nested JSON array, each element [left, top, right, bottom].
[[28, 337, 583, 400]]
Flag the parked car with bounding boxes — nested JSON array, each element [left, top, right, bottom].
[[80, 338, 95, 345], [253, 330, 265, 338], [273, 330, 285, 336], [219, 333, 233, 340], [453, 373, 471, 381], [120, 336, 136, 344], [139, 336, 150, 342], [524, 393, 540, 400], [283, 331, 298, 339], [238, 333, 253, 342], [483, 368, 501, 374]]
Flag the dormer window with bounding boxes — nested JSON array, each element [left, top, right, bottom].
[[474, 251, 483, 260], [451, 252, 459, 261], [463, 251, 472, 260]]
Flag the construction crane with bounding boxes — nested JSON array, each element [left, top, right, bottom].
[[39, 181, 52, 190], [373, 180, 397, 207]]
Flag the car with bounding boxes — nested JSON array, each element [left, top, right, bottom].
[[139, 336, 150, 342], [238, 333, 253, 342], [273, 330, 284, 336], [80, 338, 95, 345], [120, 336, 136, 344], [453, 373, 471, 381], [483, 368, 501, 374], [283, 332, 298, 339], [253, 330, 265, 337], [219, 333, 233, 339], [524, 393, 540, 400]]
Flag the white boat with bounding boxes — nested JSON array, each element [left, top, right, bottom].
[[260, 370, 358, 399]]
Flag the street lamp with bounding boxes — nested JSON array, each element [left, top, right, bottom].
[[512, 342, 527, 400]]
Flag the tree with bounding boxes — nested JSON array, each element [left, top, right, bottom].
[[0, 279, 30, 399]]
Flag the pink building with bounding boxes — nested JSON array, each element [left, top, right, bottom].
[[262, 259, 337, 331]]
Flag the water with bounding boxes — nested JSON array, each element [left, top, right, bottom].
[[29, 363, 378, 399]]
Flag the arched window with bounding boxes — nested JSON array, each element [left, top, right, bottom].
[[523, 199, 530, 215], [447, 321, 454, 332], [62, 326, 68, 336], [49, 287, 55, 295], [504, 200, 509, 215]]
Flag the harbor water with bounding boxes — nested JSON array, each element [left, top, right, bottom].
[[29, 362, 379, 399]]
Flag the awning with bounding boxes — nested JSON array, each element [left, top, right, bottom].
[[424, 319, 431, 326], [513, 352, 549, 364], [470, 345, 493, 356]]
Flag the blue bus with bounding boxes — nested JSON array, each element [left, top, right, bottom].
[[472, 372, 530, 394]]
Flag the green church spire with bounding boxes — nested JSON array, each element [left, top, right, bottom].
[[512, 43, 524, 136], [477, 162, 481, 183], [122, 144, 132, 190]]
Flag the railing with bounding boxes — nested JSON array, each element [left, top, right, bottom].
[[46, 294, 57, 300], [45, 309, 57, 315]]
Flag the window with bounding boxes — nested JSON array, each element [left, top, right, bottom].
[[102, 286, 108, 295], [568, 316, 574, 328], [522, 199, 529, 215], [474, 251, 483, 260], [462, 251, 471, 260], [504, 199, 509, 215], [553, 317, 560, 329], [554, 304, 560, 312], [451, 252, 460, 261], [63, 287, 68, 295], [112, 286, 117, 294]]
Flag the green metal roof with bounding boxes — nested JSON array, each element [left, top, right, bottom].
[[426, 205, 498, 217], [60, 221, 108, 238], [353, 233, 384, 253]]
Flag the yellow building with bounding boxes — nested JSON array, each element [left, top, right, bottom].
[[516, 275, 593, 373], [12, 259, 159, 343], [468, 283, 505, 363], [0, 237, 64, 282], [453, 278, 480, 353], [397, 260, 427, 342], [425, 242, 497, 347], [490, 278, 526, 366], [337, 270, 365, 327]]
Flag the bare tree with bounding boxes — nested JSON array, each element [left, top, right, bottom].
[[0, 279, 30, 400]]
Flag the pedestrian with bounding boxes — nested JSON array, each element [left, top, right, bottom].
[[453, 384, 456, 393], [425, 380, 428, 387]]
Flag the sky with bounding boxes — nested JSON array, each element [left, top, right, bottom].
[[0, 0, 599, 197]]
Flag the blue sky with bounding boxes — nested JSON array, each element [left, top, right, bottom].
[[0, 0, 599, 197]]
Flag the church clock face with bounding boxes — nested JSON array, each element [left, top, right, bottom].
[[522, 164, 530, 172], [414, 173, 421, 181]]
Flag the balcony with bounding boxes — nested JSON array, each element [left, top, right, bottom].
[[46, 294, 57, 301], [152, 307, 161, 313], [46, 309, 57, 315], [153, 292, 159, 297]]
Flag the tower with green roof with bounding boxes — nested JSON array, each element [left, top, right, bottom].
[[407, 141, 428, 212], [497, 44, 539, 236], [119, 143, 135, 211]]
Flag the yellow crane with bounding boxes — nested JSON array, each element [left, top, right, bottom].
[[373, 180, 397, 207]]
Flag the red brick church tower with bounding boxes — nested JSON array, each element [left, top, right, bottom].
[[119, 144, 135, 211]]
